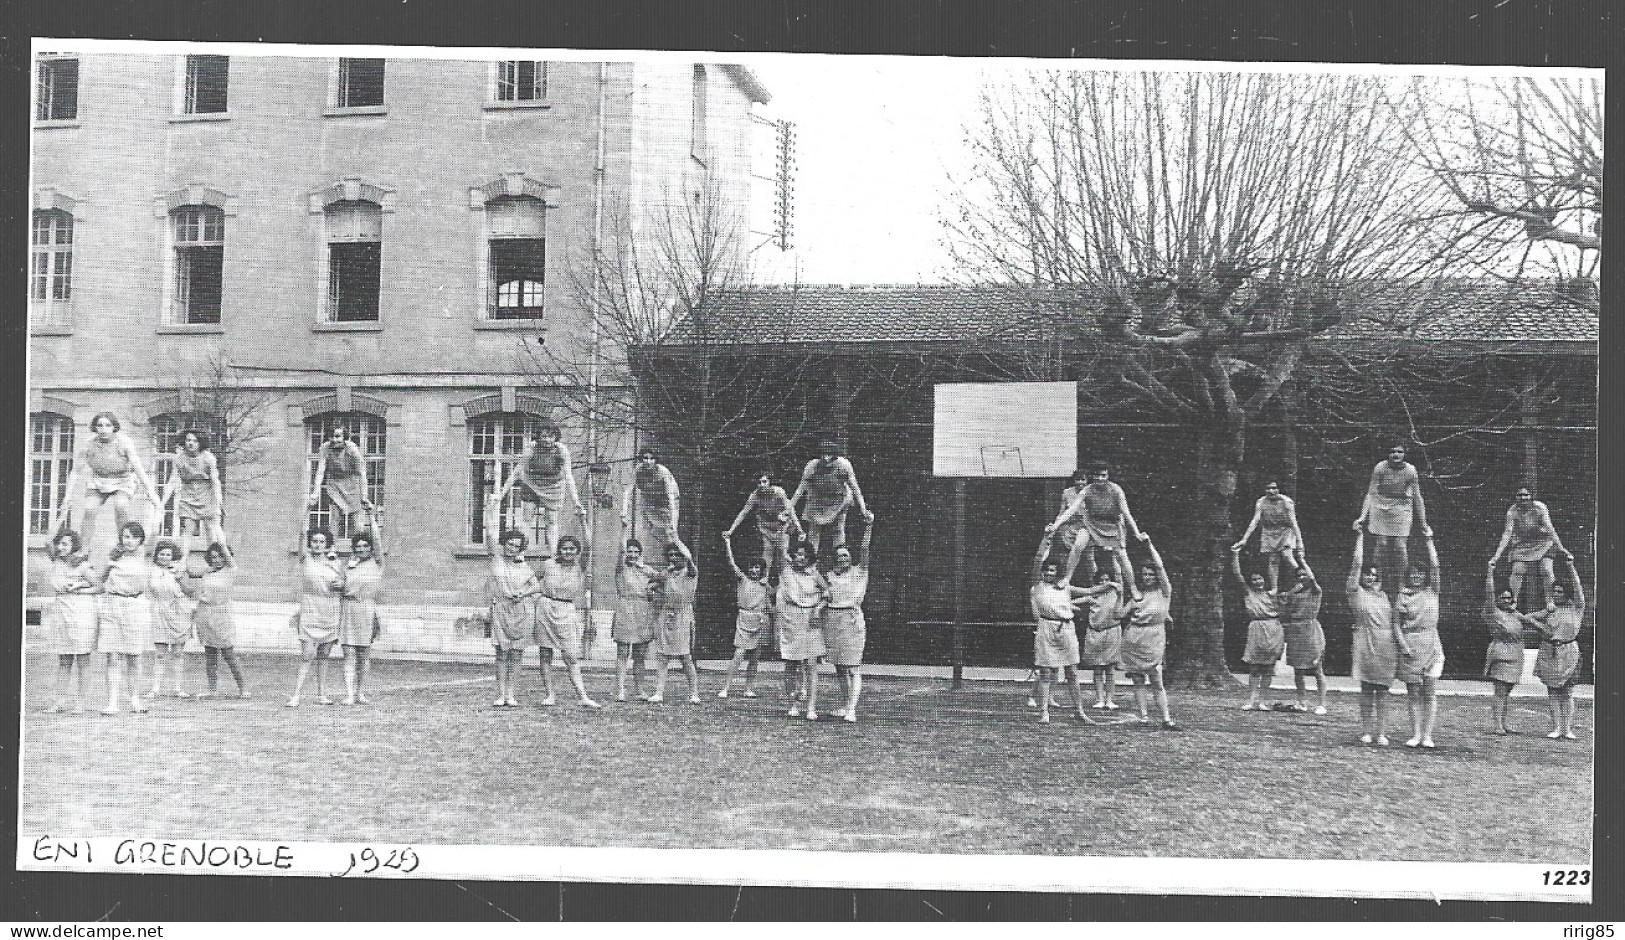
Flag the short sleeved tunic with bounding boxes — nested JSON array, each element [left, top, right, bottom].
[[1053, 484, 1088, 552], [320, 441, 367, 515], [192, 566, 238, 648], [298, 553, 345, 646], [172, 450, 219, 521], [1081, 584, 1123, 667], [1534, 605, 1582, 688], [823, 566, 869, 666], [1256, 495, 1298, 553], [1507, 502, 1557, 563], [734, 578, 772, 651], [1277, 586, 1326, 670], [535, 559, 586, 656], [488, 555, 538, 651], [1241, 590, 1284, 667], [1350, 587, 1398, 685], [1483, 608, 1527, 684], [749, 485, 795, 535], [84, 436, 138, 496], [47, 558, 100, 655], [613, 562, 658, 645], [1395, 588, 1444, 682], [516, 443, 570, 511], [654, 566, 697, 657], [800, 457, 856, 525], [1031, 583, 1081, 668], [97, 554, 153, 654], [338, 558, 384, 647], [149, 565, 195, 646], [1079, 482, 1129, 551], [1365, 461, 1419, 538], [776, 565, 827, 661], [1120, 589, 1170, 674]]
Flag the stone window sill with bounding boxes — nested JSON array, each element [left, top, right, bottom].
[[324, 106, 388, 118], [169, 112, 232, 123], [156, 323, 225, 335], [483, 100, 550, 112], [313, 321, 384, 332]]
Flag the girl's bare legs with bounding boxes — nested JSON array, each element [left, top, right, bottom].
[[1559, 688, 1576, 739], [1037, 667, 1054, 723], [680, 655, 700, 703], [1372, 683, 1390, 744], [1093, 668, 1107, 707], [537, 648, 558, 704], [1131, 672, 1149, 721], [720, 649, 747, 697], [1243, 670, 1263, 710], [743, 649, 760, 696], [614, 642, 631, 701], [289, 643, 332, 706], [50, 654, 74, 711], [632, 643, 649, 700], [342, 647, 359, 704], [1491, 680, 1514, 733], [1258, 664, 1274, 704], [102, 653, 124, 714], [803, 660, 820, 720], [1103, 665, 1118, 708], [785, 659, 801, 716], [1405, 683, 1423, 746], [1150, 667, 1174, 726], [493, 648, 509, 706], [1358, 683, 1377, 742], [354, 647, 373, 704], [1420, 677, 1438, 746]]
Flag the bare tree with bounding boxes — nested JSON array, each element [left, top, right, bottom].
[[1389, 75, 1602, 283], [943, 71, 1468, 687], [182, 354, 277, 498], [524, 174, 821, 548]]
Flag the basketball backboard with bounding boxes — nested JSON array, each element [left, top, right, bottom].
[[932, 382, 1077, 477]]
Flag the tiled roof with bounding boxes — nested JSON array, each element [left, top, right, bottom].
[[664, 280, 1597, 349]]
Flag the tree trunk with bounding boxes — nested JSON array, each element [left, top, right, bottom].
[[1167, 363, 1247, 689]]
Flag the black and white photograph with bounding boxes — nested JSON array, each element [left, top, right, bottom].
[[18, 33, 1598, 907]]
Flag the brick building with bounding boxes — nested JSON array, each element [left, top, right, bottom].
[[26, 47, 770, 649]]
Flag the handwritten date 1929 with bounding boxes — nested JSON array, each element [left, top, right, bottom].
[[335, 846, 420, 877]]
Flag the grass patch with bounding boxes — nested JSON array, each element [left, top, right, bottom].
[[20, 653, 1591, 862]]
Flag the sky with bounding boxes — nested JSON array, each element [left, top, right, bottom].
[[741, 56, 990, 285]]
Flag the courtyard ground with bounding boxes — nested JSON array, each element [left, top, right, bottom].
[[17, 652, 1592, 863]]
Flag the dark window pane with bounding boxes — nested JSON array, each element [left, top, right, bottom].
[[179, 245, 223, 324], [187, 55, 229, 114], [330, 242, 382, 321], [37, 59, 78, 121], [338, 58, 385, 108], [489, 238, 545, 318]]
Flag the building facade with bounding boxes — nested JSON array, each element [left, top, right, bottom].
[[26, 49, 769, 646]]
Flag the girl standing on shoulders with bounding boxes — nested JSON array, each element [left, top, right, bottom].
[[1231, 547, 1283, 712], [1348, 531, 1407, 745], [1028, 535, 1091, 725], [338, 518, 385, 706], [612, 539, 658, 702], [96, 522, 156, 715], [1533, 557, 1585, 740], [288, 528, 345, 707], [534, 535, 601, 708], [719, 535, 772, 699], [1121, 537, 1176, 728], [649, 542, 702, 704], [191, 541, 248, 698], [483, 496, 538, 707], [148, 540, 195, 699], [1483, 563, 1544, 735], [1395, 534, 1444, 748], [1278, 562, 1328, 715], [160, 428, 225, 562], [44, 529, 99, 713]]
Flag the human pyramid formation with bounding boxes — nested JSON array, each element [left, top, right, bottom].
[[38, 416, 1586, 744], [1024, 445, 1586, 747]]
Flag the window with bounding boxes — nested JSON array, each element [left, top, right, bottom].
[[183, 55, 230, 114], [35, 55, 78, 121], [467, 414, 545, 544], [172, 205, 224, 324], [306, 414, 386, 540], [31, 210, 73, 303], [496, 61, 546, 102], [29, 414, 74, 535], [325, 200, 382, 322], [486, 197, 545, 319], [149, 413, 228, 537], [335, 58, 385, 109], [690, 65, 708, 161]]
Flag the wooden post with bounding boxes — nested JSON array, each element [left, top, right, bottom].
[[952, 478, 967, 689]]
